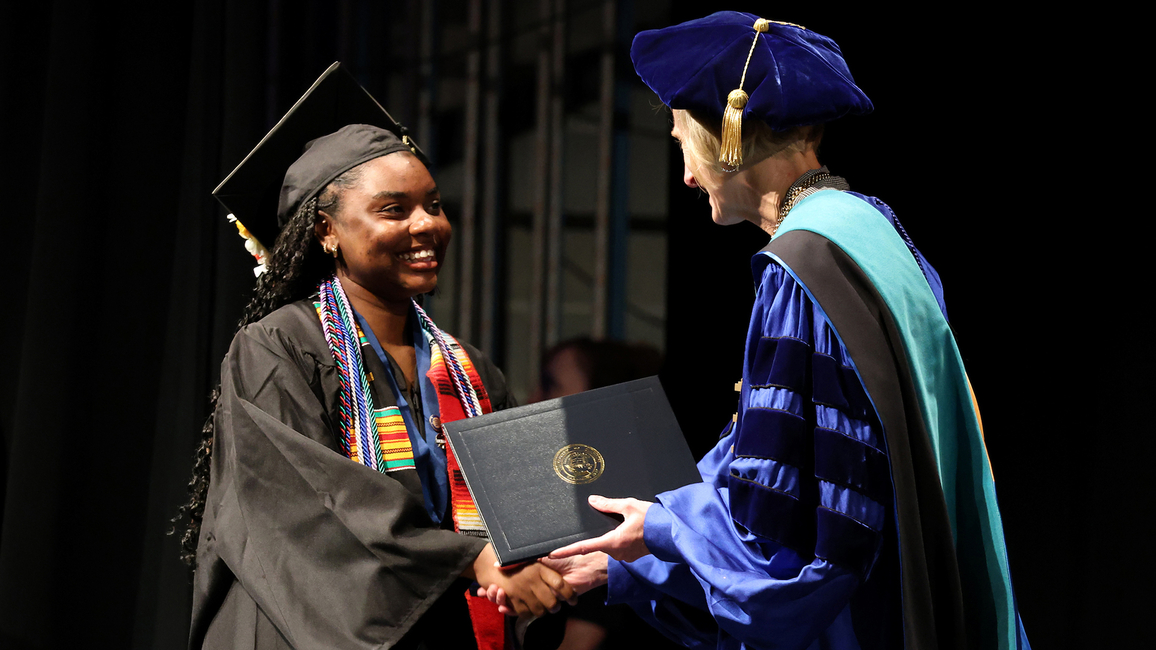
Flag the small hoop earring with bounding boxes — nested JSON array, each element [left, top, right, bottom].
[[323, 242, 339, 258]]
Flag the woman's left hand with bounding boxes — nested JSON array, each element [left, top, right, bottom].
[[549, 495, 653, 563]]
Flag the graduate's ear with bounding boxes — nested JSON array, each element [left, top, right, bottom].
[[315, 210, 339, 256]]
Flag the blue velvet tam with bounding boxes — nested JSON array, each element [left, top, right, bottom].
[[630, 12, 873, 132]]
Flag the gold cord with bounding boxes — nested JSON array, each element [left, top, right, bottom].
[[738, 18, 769, 92]]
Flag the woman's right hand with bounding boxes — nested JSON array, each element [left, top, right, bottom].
[[469, 544, 576, 617]]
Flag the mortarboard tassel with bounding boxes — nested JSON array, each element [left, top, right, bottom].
[[227, 214, 270, 276], [720, 18, 772, 169]]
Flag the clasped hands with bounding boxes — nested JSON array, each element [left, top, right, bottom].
[[473, 495, 652, 616]]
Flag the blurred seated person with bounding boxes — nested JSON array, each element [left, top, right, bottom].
[[531, 337, 663, 403]]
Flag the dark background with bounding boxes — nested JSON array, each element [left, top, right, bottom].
[[0, 1, 1146, 648]]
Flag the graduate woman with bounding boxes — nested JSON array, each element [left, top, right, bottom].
[[174, 64, 572, 650], [491, 13, 1032, 650]]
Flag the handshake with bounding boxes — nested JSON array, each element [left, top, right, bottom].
[[468, 495, 652, 616]]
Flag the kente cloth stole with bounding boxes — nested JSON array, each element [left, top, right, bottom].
[[316, 276, 505, 650], [411, 300, 506, 650]]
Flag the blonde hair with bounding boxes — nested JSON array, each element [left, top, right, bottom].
[[673, 109, 823, 174]]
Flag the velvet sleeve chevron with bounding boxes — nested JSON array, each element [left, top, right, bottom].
[[734, 262, 889, 578], [606, 260, 893, 650]]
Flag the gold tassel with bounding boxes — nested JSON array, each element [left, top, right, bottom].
[[719, 18, 772, 169], [720, 89, 748, 168]]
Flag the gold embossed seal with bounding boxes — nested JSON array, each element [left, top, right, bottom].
[[553, 444, 605, 485]]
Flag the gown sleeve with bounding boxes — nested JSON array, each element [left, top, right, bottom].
[[606, 259, 891, 650], [198, 316, 487, 649]]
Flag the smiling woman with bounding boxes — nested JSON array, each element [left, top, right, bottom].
[[527, 12, 1032, 650], [173, 65, 572, 650], [314, 153, 450, 308]]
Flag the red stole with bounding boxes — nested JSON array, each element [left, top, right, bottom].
[[425, 340, 507, 650]]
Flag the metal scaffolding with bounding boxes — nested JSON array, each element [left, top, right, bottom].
[[394, 0, 660, 399]]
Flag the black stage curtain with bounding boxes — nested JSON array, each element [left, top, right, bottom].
[[0, 1, 399, 647], [0, 2, 1147, 649]]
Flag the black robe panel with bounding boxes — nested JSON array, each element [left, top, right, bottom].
[[767, 231, 967, 650], [189, 299, 515, 650]]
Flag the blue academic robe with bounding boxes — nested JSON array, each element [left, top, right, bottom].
[[606, 191, 1030, 650]]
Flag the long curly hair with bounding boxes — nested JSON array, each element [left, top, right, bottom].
[[172, 167, 363, 568]]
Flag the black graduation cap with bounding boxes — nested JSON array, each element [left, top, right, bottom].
[[213, 62, 428, 250]]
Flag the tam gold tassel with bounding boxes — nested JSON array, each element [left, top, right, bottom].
[[720, 18, 772, 169], [721, 89, 748, 167]]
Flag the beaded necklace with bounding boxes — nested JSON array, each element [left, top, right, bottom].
[[773, 169, 831, 237]]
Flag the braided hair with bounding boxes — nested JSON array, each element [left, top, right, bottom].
[[172, 166, 364, 568]]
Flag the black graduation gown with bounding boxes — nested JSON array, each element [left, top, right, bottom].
[[189, 299, 515, 649]]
